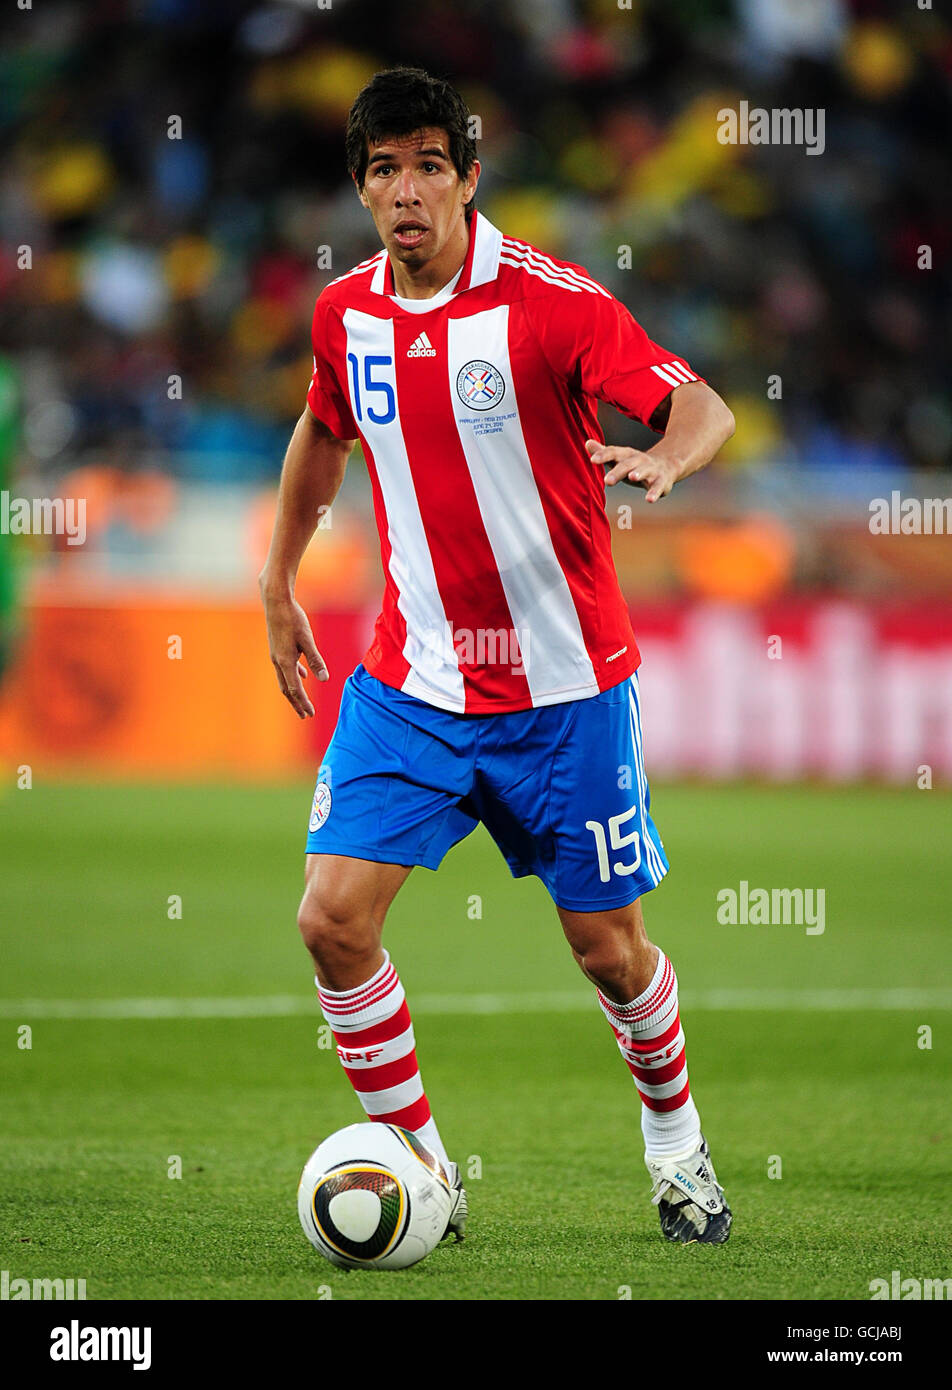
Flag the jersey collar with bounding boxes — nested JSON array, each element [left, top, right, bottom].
[[369, 209, 503, 298]]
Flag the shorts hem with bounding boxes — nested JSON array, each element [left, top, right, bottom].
[[304, 838, 443, 871], [552, 872, 668, 913]]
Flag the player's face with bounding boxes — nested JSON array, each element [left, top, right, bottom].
[[357, 127, 479, 272]]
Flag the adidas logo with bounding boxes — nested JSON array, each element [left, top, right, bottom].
[[407, 332, 437, 358]]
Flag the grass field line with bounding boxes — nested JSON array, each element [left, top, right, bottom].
[[0, 986, 950, 1019]]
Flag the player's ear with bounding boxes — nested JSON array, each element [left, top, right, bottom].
[[352, 173, 369, 209], [462, 159, 480, 206]]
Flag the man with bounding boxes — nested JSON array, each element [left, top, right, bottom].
[[260, 68, 736, 1247]]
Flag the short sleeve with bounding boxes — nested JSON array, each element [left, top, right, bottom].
[[306, 297, 358, 440], [532, 286, 705, 430]]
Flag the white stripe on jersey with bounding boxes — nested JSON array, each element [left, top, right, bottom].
[[628, 674, 666, 882], [498, 253, 591, 294], [328, 250, 387, 291], [627, 694, 662, 887], [447, 305, 599, 704], [342, 307, 465, 710], [498, 249, 611, 298], [500, 240, 613, 298], [664, 361, 698, 383], [651, 361, 698, 388]]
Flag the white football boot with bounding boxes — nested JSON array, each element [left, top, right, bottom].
[[645, 1135, 732, 1244], [441, 1161, 468, 1242]]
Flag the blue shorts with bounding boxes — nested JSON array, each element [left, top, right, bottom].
[[305, 665, 669, 912]]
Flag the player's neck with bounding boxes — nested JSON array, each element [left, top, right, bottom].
[[389, 217, 470, 300]]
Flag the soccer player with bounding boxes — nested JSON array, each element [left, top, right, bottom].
[[260, 68, 736, 1246]]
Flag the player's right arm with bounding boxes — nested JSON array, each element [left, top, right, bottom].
[[258, 406, 356, 719]]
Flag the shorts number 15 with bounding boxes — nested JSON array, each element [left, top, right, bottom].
[[585, 807, 642, 883]]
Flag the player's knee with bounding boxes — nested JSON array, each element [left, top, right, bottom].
[[297, 888, 374, 968], [296, 898, 357, 959], [579, 940, 625, 988], [578, 934, 649, 997]]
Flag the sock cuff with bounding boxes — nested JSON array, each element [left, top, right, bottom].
[[597, 951, 678, 1033], [314, 949, 391, 1001], [316, 951, 404, 1030]]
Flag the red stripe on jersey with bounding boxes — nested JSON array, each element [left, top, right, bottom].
[[329, 1000, 412, 1048], [362, 459, 411, 687], [388, 314, 530, 709], [341, 1049, 421, 1093], [371, 1093, 432, 1131]]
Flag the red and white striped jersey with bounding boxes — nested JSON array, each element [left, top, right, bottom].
[[306, 211, 703, 713]]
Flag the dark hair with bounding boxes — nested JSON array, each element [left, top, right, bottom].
[[345, 67, 478, 221]]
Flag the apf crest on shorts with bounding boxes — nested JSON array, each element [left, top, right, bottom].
[[309, 767, 332, 832]]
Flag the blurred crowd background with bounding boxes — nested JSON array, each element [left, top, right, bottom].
[[1, 0, 950, 780], [2, 0, 950, 480]]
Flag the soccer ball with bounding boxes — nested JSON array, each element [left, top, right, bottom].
[[297, 1122, 455, 1270]]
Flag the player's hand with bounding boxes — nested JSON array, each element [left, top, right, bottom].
[[585, 439, 680, 503], [261, 590, 328, 719]]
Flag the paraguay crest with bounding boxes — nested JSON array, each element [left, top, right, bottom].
[[456, 359, 505, 411], [309, 769, 332, 832]]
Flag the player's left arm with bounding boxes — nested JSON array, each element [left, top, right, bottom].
[[586, 380, 735, 503]]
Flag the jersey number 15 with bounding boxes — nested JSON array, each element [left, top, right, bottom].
[[347, 352, 396, 425]]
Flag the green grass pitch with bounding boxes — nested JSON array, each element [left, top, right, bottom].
[[1, 781, 950, 1301]]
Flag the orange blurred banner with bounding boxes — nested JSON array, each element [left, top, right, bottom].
[[0, 586, 371, 780], [3, 588, 951, 783]]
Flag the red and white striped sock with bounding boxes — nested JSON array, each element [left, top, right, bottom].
[[597, 950, 702, 1159], [316, 951, 450, 1169]]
